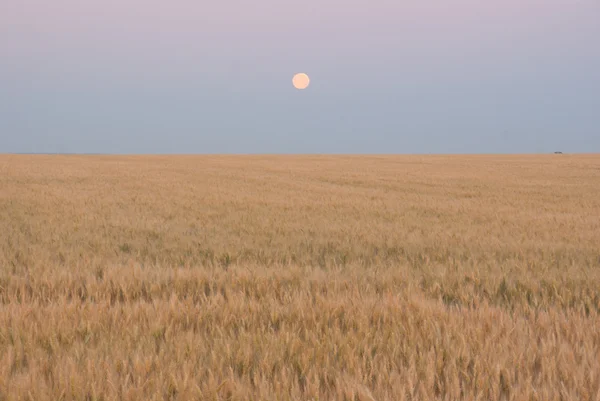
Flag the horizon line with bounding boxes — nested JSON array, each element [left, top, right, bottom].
[[1, 151, 592, 156]]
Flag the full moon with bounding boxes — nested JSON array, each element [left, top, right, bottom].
[[292, 73, 310, 90]]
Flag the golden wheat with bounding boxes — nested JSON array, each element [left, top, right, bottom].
[[1, 154, 599, 400]]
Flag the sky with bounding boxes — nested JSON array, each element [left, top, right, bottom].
[[1, 0, 599, 154]]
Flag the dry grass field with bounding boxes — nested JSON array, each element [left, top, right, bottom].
[[1, 154, 599, 401]]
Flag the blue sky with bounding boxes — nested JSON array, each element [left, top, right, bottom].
[[1, 0, 599, 153]]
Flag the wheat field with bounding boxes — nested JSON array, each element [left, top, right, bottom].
[[1, 154, 599, 401]]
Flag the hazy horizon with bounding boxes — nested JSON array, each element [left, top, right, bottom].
[[2, 0, 599, 154]]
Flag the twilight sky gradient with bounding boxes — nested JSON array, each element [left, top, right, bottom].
[[1, 0, 599, 154]]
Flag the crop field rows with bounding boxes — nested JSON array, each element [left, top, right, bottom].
[[1, 154, 599, 400]]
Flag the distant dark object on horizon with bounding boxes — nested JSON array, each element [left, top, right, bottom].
[[554, 151, 563, 154]]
